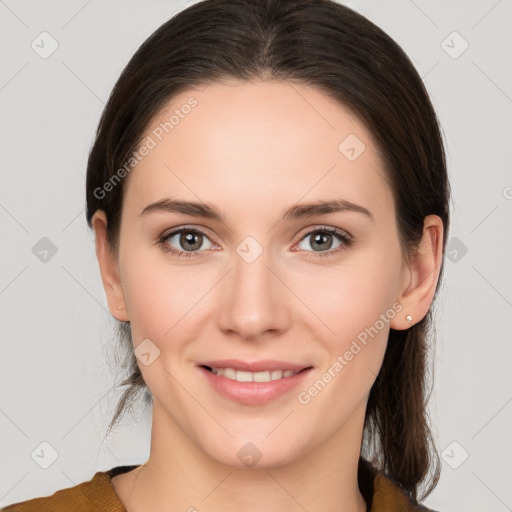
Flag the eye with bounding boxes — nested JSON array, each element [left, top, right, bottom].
[[158, 227, 216, 258], [294, 226, 352, 258], [158, 225, 352, 259]]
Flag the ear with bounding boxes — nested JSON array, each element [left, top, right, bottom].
[[390, 214, 444, 330], [91, 210, 129, 322]]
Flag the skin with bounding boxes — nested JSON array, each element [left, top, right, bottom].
[[92, 80, 443, 512]]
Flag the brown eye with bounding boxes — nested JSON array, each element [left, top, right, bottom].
[[160, 228, 214, 257], [295, 227, 352, 258], [178, 231, 203, 251], [309, 231, 336, 251]]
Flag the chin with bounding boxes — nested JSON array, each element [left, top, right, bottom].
[[201, 434, 307, 470]]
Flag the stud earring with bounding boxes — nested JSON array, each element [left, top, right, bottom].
[[405, 314, 413, 322]]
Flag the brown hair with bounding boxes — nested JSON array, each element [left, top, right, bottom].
[[86, 0, 450, 503]]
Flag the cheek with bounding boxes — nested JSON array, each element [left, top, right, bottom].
[[290, 246, 403, 395], [293, 251, 402, 339], [119, 243, 209, 340], [118, 250, 207, 394], [292, 271, 399, 426], [122, 269, 171, 342]]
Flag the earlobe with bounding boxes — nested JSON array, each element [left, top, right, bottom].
[[91, 210, 129, 322], [391, 215, 444, 330]]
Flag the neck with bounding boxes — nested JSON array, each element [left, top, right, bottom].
[[120, 400, 369, 512]]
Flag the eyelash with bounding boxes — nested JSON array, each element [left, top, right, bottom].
[[157, 225, 353, 259]]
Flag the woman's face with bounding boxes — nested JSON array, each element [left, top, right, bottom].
[[109, 80, 412, 467]]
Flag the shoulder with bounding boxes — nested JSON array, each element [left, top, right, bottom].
[[372, 473, 442, 512], [359, 456, 443, 512], [0, 467, 136, 512]]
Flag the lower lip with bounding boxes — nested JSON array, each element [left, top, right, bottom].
[[198, 366, 313, 405]]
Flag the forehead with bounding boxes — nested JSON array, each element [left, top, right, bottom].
[[123, 80, 393, 223]]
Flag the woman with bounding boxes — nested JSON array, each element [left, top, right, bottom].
[[2, 0, 450, 510]]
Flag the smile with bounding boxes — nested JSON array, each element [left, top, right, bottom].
[[198, 361, 314, 405], [205, 366, 304, 383]]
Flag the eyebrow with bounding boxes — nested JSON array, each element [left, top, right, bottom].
[[139, 197, 374, 223]]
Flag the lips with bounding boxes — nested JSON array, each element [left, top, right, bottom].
[[197, 359, 314, 405]]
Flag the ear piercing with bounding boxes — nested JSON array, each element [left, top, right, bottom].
[[405, 314, 413, 322], [116, 305, 125, 310]]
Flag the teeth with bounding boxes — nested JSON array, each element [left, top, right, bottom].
[[236, 370, 253, 382], [210, 367, 300, 382]]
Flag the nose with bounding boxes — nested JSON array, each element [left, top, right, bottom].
[[217, 246, 290, 341]]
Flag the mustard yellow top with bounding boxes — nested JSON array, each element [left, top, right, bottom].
[[1, 460, 440, 512]]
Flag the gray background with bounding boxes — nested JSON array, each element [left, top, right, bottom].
[[1, 0, 511, 510]]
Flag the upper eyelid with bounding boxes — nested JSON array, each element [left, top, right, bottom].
[[301, 224, 352, 238], [161, 224, 215, 239]]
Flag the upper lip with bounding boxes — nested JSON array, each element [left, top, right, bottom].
[[198, 359, 312, 372]]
